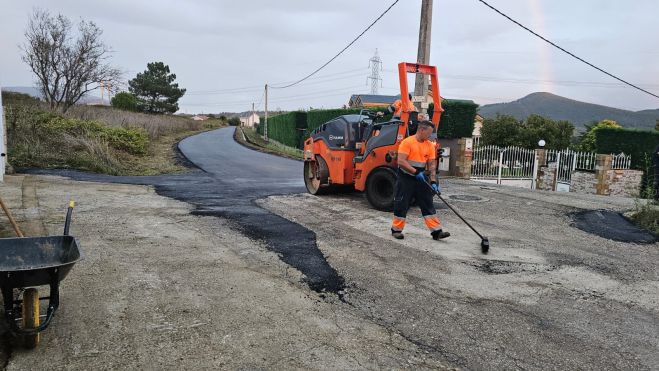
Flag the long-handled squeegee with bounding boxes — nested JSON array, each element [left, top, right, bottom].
[[425, 181, 490, 254]]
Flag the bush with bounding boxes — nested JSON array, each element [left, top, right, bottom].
[[596, 128, 659, 199], [595, 128, 659, 169], [257, 112, 306, 148], [111, 92, 138, 112], [228, 117, 241, 126], [39, 113, 149, 155], [429, 100, 479, 139]]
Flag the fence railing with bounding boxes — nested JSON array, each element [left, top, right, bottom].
[[472, 146, 632, 187], [612, 153, 632, 170], [471, 145, 536, 182]]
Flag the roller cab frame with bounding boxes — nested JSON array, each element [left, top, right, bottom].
[[303, 62, 444, 211]]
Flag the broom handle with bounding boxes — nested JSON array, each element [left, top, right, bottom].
[[0, 197, 24, 237]]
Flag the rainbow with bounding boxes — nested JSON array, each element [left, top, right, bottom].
[[529, 0, 553, 93]]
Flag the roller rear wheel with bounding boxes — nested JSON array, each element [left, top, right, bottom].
[[365, 167, 397, 211]]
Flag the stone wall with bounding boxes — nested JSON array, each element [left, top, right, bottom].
[[536, 165, 556, 191], [607, 169, 643, 197], [570, 171, 597, 195]]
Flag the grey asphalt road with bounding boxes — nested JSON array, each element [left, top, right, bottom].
[[178, 127, 303, 190]]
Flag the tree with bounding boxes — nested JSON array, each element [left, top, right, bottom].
[[481, 114, 575, 149], [111, 92, 138, 111], [128, 62, 186, 114], [228, 117, 241, 126], [520, 114, 574, 150], [481, 114, 522, 147], [21, 9, 121, 113], [578, 119, 621, 152]]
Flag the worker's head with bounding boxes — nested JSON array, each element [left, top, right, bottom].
[[416, 120, 435, 140]]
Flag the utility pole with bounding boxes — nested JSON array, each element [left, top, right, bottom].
[[0, 85, 4, 182], [251, 102, 255, 128], [414, 0, 433, 113], [264, 84, 269, 142], [367, 49, 382, 95]]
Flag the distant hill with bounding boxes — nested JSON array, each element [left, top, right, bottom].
[[479, 92, 659, 131], [2, 86, 105, 105], [3, 86, 42, 98]]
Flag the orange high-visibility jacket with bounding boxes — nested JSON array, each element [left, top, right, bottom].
[[397, 135, 436, 175], [390, 99, 417, 117]]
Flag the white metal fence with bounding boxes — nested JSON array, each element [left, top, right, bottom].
[[471, 145, 536, 183], [612, 153, 632, 170], [472, 145, 632, 188]]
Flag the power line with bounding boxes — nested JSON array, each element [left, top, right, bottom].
[[185, 68, 367, 96], [475, 0, 659, 100], [270, 0, 399, 89]]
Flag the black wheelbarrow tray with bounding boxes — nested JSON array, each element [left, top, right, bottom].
[[0, 203, 82, 347]]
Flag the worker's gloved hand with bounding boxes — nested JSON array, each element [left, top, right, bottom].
[[376, 111, 384, 117], [414, 170, 426, 182], [431, 181, 441, 195]]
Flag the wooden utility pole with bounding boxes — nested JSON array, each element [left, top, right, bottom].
[[0, 85, 5, 182], [264, 84, 269, 142], [414, 0, 433, 113]]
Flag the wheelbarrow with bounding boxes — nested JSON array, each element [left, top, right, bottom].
[[0, 201, 82, 348]]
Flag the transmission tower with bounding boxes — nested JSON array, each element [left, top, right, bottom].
[[367, 49, 382, 95]]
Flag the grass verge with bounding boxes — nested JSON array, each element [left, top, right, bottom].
[[2, 92, 225, 175], [236, 126, 303, 161]]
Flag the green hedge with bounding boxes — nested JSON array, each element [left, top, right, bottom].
[[429, 100, 478, 139], [596, 128, 659, 198], [306, 107, 391, 133], [256, 112, 307, 148], [256, 101, 476, 149], [595, 128, 659, 169]]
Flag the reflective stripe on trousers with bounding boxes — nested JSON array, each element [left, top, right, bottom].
[[391, 216, 406, 232]]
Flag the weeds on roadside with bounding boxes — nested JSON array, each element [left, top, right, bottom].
[[631, 153, 659, 234], [240, 127, 303, 159]]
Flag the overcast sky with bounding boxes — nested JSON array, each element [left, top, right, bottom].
[[1, 0, 658, 113]]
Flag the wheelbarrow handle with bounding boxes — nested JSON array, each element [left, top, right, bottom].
[[64, 200, 75, 236]]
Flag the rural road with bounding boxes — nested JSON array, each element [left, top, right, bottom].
[[4, 126, 658, 370]]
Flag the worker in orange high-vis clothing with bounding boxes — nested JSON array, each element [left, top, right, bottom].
[[391, 120, 450, 240], [388, 93, 417, 118]]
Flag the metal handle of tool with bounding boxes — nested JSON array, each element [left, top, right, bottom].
[[64, 200, 75, 236], [424, 181, 485, 240]]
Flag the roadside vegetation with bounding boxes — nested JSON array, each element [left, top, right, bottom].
[[3, 92, 225, 175], [630, 156, 659, 235], [237, 126, 303, 160]]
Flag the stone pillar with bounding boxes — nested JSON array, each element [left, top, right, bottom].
[[595, 154, 612, 196], [534, 149, 547, 189], [455, 138, 473, 179]]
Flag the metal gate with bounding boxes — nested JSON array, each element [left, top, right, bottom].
[[471, 145, 536, 185]]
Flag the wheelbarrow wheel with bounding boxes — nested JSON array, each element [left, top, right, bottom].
[[22, 288, 40, 348]]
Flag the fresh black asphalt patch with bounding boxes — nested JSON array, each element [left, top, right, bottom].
[[571, 209, 658, 244], [25, 168, 346, 295]]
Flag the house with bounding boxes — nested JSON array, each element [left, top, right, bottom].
[[191, 115, 209, 121], [239, 112, 260, 127], [348, 94, 399, 108], [472, 114, 484, 137]]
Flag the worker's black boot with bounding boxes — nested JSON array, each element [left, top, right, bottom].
[[391, 229, 405, 240], [431, 230, 450, 240]]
